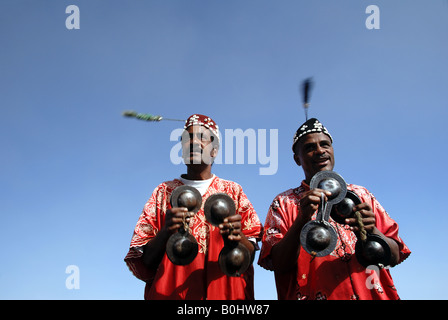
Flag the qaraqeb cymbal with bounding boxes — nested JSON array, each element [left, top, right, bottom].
[[355, 234, 391, 268], [204, 193, 236, 226], [309, 170, 347, 205], [331, 190, 361, 224], [166, 228, 199, 265], [170, 185, 202, 213], [300, 220, 338, 257], [166, 185, 201, 265], [218, 242, 251, 277]]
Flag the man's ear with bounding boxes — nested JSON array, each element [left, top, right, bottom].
[[210, 146, 218, 158], [293, 153, 301, 167], [210, 134, 219, 159]]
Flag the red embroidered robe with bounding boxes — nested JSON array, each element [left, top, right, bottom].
[[125, 176, 262, 300], [258, 181, 411, 300]]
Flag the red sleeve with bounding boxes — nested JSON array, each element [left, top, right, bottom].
[[124, 181, 180, 281], [235, 184, 263, 241], [258, 189, 299, 271]]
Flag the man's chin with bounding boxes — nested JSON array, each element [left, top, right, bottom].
[[183, 156, 214, 166], [311, 164, 334, 175], [183, 157, 202, 165]]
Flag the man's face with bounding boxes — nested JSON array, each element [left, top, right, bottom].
[[181, 125, 218, 165], [293, 132, 335, 182]]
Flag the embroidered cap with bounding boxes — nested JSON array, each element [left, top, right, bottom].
[[292, 118, 333, 151], [184, 114, 220, 142]]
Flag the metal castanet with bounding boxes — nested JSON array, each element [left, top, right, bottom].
[[300, 171, 347, 257], [218, 241, 251, 277], [204, 193, 251, 277], [204, 193, 236, 227], [304, 171, 392, 267], [166, 228, 199, 265], [170, 185, 202, 214], [355, 234, 391, 268], [310, 170, 348, 206], [166, 186, 202, 266], [330, 186, 392, 268], [300, 192, 338, 257], [331, 190, 361, 224]]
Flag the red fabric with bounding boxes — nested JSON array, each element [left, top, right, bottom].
[[184, 114, 219, 139], [125, 176, 262, 300], [258, 181, 411, 300]]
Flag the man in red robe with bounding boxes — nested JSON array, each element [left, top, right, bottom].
[[258, 118, 411, 300], [125, 114, 262, 300]]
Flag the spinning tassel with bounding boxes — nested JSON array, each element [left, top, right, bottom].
[[301, 78, 314, 120], [122, 110, 184, 122]]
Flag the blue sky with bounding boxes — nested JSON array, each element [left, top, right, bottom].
[[1, 0, 447, 299]]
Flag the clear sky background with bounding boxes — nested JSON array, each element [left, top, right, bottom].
[[1, 0, 447, 299]]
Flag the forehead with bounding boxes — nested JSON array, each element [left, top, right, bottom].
[[185, 125, 212, 135], [301, 132, 331, 143], [296, 132, 332, 150]]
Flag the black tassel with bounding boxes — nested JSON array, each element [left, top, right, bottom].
[[301, 78, 313, 120]]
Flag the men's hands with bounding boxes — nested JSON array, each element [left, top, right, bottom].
[[164, 207, 194, 233], [164, 208, 243, 242], [219, 214, 242, 241], [344, 202, 376, 233], [143, 207, 194, 269], [299, 189, 332, 223], [300, 190, 376, 234]]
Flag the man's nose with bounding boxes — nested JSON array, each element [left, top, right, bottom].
[[189, 142, 201, 151], [315, 145, 326, 154], [189, 137, 202, 150], [191, 134, 202, 145]]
